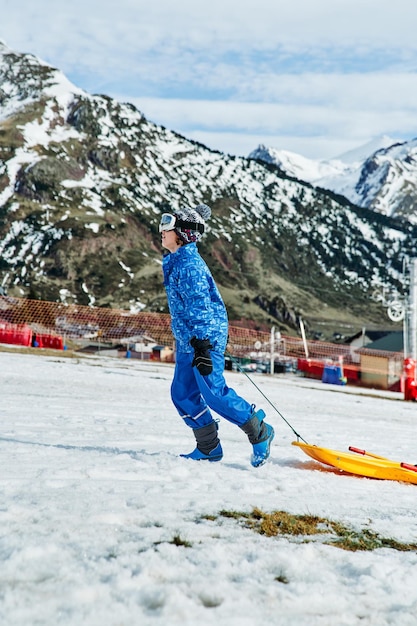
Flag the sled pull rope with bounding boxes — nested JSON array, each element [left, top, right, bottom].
[[226, 352, 308, 444]]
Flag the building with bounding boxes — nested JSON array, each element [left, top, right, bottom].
[[345, 329, 393, 364], [357, 331, 404, 390]]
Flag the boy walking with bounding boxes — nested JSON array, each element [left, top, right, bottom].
[[160, 203, 274, 467]]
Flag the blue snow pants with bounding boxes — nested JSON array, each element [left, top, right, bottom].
[[171, 350, 253, 429]]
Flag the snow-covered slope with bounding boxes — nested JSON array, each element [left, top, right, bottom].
[[350, 139, 417, 219], [248, 144, 348, 183], [334, 136, 397, 164], [2, 351, 417, 626], [249, 135, 417, 222]]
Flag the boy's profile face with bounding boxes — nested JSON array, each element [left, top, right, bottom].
[[161, 228, 182, 253]]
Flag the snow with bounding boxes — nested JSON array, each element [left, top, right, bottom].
[[85, 223, 100, 234], [249, 144, 353, 184], [1, 350, 417, 625], [250, 136, 399, 188], [248, 136, 417, 222], [334, 136, 398, 165]]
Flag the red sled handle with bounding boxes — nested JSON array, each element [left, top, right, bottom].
[[400, 462, 417, 473], [348, 446, 389, 461], [349, 446, 365, 455], [349, 446, 417, 471]]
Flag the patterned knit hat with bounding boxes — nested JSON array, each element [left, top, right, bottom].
[[174, 204, 212, 244]]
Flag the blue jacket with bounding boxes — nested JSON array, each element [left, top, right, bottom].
[[163, 243, 229, 354]]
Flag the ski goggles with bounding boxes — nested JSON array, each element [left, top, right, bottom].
[[158, 213, 205, 234], [159, 213, 177, 232]]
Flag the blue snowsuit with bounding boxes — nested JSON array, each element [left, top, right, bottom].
[[163, 243, 254, 429]]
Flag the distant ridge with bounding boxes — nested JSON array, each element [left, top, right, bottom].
[[250, 134, 417, 222], [334, 135, 398, 164]]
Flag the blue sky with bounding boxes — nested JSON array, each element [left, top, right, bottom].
[[1, 0, 417, 159]]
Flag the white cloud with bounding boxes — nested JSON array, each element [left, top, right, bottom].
[[1, 0, 417, 159], [179, 129, 356, 161], [126, 78, 417, 159], [7, 0, 417, 50], [5, 1, 417, 69]]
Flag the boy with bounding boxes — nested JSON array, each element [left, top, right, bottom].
[[160, 203, 274, 467]]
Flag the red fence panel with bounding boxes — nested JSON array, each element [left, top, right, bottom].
[[0, 322, 32, 347]]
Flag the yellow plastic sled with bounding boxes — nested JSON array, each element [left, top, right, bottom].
[[292, 441, 417, 485]]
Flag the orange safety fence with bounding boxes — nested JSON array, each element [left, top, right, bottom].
[[0, 295, 405, 390], [0, 295, 352, 360]]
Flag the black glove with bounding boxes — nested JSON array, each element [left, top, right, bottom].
[[190, 337, 213, 376]]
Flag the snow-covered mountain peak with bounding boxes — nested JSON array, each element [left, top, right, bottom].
[[250, 134, 417, 222], [249, 144, 348, 184], [334, 135, 400, 164], [0, 40, 86, 118]]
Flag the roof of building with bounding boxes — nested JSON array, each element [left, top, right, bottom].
[[357, 331, 403, 357], [346, 329, 394, 344]]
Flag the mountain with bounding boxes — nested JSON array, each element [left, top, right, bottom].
[[248, 145, 349, 184], [249, 135, 417, 224], [0, 41, 414, 340], [334, 136, 397, 164]]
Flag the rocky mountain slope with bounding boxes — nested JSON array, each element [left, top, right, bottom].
[[0, 42, 415, 339], [249, 135, 417, 224]]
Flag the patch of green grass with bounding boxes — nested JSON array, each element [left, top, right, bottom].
[[200, 514, 218, 522], [215, 508, 417, 553], [275, 573, 289, 584], [219, 509, 252, 520], [328, 525, 417, 552], [154, 534, 193, 549], [169, 534, 193, 548]]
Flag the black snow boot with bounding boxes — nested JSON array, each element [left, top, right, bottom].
[[240, 409, 274, 467], [180, 421, 223, 462]]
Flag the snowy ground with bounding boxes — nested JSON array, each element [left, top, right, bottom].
[[1, 349, 417, 626]]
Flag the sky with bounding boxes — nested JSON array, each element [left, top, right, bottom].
[[1, 349, 417, 625], [1, 0, 417, 159]]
